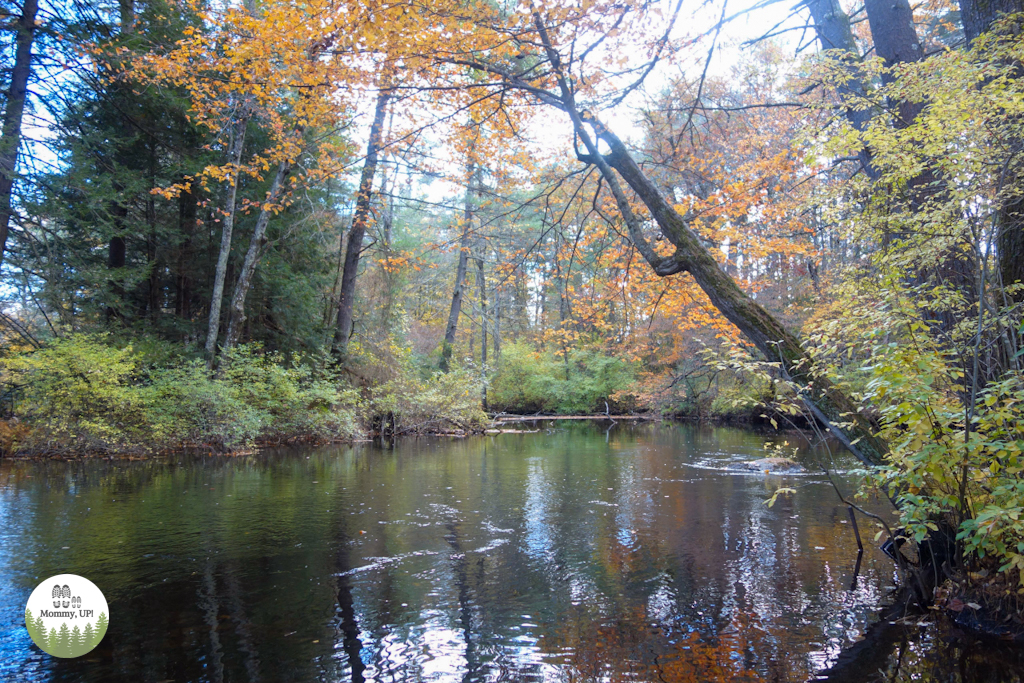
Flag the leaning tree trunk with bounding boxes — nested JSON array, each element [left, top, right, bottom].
[[440, 163, 478, 372], [222, 158, 292, 351], [332, 89, 391, 360], [205, 115, 249, 364], [0, 0, 39, 272], [525, 12, 888, 464], [591, 120, 886, 464]]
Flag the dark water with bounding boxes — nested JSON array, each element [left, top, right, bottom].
[[0, 422, 1022, 682]]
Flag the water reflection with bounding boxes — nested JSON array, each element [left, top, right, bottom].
[[0, 422, 1018, 682]]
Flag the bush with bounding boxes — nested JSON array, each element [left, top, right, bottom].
[[488, 341, 636, 414], [1, 335, 359, 454], [366, 365, 489, 434], [3, 334, 149, 452]]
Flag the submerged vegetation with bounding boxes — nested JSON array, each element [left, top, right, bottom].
[[0, 0, 1021, 624]]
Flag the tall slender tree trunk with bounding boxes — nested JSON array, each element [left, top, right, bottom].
[[493, 285, 501, 360], [175, 184, 198, 319], [205, 115, 248, 366], [477, 251, 488, 407], [222, 158, 292, 350], [145, 140, 160, 318], [440, 165, 477, 372], [332, 89, 391, 360], [0, 0, 39, 272]]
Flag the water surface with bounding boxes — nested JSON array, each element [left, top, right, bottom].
[[0, 422, 1019, 682]]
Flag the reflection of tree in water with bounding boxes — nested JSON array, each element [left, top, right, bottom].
[[819, 617, 1024, 683], [336, 533, 366, 683], [539, 603, 764, 683], [443, 517, 480, 683]]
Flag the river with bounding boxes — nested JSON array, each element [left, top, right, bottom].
[[1, 421, 1022, 682]]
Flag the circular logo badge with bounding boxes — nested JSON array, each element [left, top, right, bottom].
[[24, 574, 108, 658]]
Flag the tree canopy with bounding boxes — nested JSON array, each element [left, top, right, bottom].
[[0, 0, 1022, 593]]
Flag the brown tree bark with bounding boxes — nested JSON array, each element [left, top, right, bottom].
[[332, 89, 391, 360], [805, 0, 878, 180], [959, 0, 1024, 45], [0, 0, 39, 272], [864, 0, 925, 124]]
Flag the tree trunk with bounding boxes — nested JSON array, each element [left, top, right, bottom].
[[222, 158, 292, 351], [959, 0, 1024, 45], [493, 285, 501, 360], [118, 0, 134, 32], [440, 165, 477, 372], [863, 0, 925, 124], [332, 89, 391, 360], [175, 186, 197, 319], [805, 0, 878, 180], [205, 115, 248, 366], [106, 201, 128, 322], [145, 140, 160, 318], [0, 0, 39, 273], [958, 0, 1024, 297], [477, 250, 487, 408], [576, 110, 888, 466]]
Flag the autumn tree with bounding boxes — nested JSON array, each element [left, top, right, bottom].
[[424, 0, 886, 462]]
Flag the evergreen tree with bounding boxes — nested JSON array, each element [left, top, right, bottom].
[[24, 608, 38, 643], [70, 625, 83, 657], [94, 612, 108, 645], [82, 622, 94, 651], [56, 623, 70, 657], [47, 627, 57, 654]]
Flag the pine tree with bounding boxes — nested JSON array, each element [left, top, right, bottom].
[[34, 613, 45, 645], [70, 625, 83, 657], [47, 627, 57, 654], [24, 608, 38, 643], [57, 622, 70, 657], [82, 622, 94, 651], [94, 612, 108, 645]]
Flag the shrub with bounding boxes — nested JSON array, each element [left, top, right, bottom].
[[2, 334, 148, 452], [1, 335, 359, 454], [488, 341, 636, 414], [366, 365, 488, 434]]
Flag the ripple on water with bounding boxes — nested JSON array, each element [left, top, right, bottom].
[[0, 423, 1006, 683]]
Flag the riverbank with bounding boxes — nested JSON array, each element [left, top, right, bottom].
[[0, 408, 802, 459]]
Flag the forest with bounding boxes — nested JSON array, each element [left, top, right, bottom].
[[0, 0, 1021, 617]]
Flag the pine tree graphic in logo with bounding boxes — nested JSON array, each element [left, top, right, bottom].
[[25, 574, 108, 658]]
